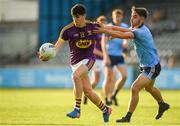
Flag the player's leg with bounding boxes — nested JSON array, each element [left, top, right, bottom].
[[145, 81, 170, 119], [144, 63, 170, 119], [112, 65, 127, 106], [116, 73, 151, 122], [79, 61, 112, 122], [83, 70, 100, 104], [145, 80, 163, 102], [91, 59, 103, 88], [92, 71, 101, 88], [83, 60, 102, 104], [103, 66, 115, 105], [66, 68, 83, 118]]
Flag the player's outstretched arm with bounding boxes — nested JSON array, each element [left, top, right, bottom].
[[110, 26, 131, 32], [94, 26, 134, 39]]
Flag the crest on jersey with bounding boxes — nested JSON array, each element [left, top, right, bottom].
[[76, 39, 92, 48], [80, 32, 85, 38]]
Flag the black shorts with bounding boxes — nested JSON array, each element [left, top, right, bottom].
[[106, 55, 125, 68], [140, 62, 161, 80]]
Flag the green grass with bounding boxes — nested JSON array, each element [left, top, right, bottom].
[[0, 89, 180, 126]]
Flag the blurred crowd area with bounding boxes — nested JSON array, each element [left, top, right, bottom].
[[0, 0, 180, 68]]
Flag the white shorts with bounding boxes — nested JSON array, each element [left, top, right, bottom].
[[71, 59, 95, 72], [92, 59, 103, 72]]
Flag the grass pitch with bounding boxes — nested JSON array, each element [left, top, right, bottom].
[[0, 89, 179, 126]]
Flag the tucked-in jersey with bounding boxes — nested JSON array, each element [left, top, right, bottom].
[[131, 24, 159, 67], [94, 34, 103, 60], [107, 23, 128, 56], [59, 21, 100, 65]]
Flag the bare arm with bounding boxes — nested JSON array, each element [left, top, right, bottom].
[[55, 38, 65, 53], [101, 34, 111, 65], [94, 26, 134, 39], [101, 34, 108, 58], [122, 39, 129, 58], [93, 47, 103, 58], [103, 28, 134, 39], [108, 25, 131, 32]]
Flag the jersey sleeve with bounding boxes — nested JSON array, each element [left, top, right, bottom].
[[132, 28, 144, 39], [58, 27, 69, 42]]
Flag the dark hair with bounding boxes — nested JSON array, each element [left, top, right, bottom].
[[71, 4, 86, 17], [132, 6, 149, 18]]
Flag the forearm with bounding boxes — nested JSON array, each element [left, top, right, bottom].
[[101, 35, 108, 58], [104, 29, 124, 39], [104, 28, 133, 39], [55, 39, 64, 53], [111, 26, 131, 32]]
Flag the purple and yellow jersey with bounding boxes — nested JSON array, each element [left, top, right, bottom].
[[58, 21, 100, 65], [94, 34, 103, 60]]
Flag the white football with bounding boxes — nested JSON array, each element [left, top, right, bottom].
[[39, 43, 56, 59]]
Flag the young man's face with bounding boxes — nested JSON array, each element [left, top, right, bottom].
[[112, 12, 123, 24], [72, 14, 86, 26], [130, 11, 141, 27]]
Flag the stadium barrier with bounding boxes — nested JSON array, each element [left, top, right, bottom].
[[0, 67, 179, 89], [156, 68, 180, 89]]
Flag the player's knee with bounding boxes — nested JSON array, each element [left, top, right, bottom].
[[145, 86, 152, 92], [72, 72, 80, 81], [131, 85, 140, 94]]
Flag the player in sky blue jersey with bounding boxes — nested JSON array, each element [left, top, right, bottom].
[[39, 4, 112, 122], [101, 9, 128, 106], [94, 6, 170, 123]]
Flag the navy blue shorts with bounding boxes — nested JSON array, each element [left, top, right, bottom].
[[106, 55, 125, 68], [140, 62, 161, 80]]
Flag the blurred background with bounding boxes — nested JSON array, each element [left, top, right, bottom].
[[0, 0, 180, 89]]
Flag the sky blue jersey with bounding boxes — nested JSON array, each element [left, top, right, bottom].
[[107, 23, 128, 56], [131, 24, 159, 67]]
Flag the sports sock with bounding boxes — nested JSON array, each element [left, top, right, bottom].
[[112, 89, 119, 97], [75, 98, 81, 110], [97, 101, 106, 112], [158, 100, 164, 105], [125, 112, 132, 119]]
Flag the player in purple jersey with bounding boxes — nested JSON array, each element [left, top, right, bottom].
[[83, 16, 107, 104], [39, 4, 112, 122]]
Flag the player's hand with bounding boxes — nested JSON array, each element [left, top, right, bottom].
[[37, 52, 49, 61], [93, 23, 105, 34]]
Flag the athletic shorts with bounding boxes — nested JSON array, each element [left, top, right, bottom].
[[71, 59, 95, 72], [92, 59, 103, 72], [140, 62, 161, 80], [106, 55, 125, 68]]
